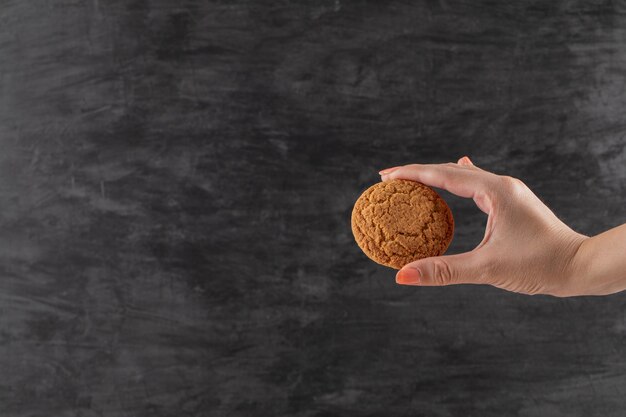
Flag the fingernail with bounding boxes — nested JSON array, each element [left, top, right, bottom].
[[379, 166, 401, 175], [396, 268, 421, 285]]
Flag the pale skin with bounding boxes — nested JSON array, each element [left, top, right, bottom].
[[379, 156, 626, 297]]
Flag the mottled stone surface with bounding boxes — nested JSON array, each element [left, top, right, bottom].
[[1, 1, 626, 416]]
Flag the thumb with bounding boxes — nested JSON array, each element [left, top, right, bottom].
[[396, 251, 486, 287]]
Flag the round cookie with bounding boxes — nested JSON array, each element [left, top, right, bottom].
[[351, 179, 454, 269]]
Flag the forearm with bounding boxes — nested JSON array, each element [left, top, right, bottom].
[[572, 223, 626, 296]]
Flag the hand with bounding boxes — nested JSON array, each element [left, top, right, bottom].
[[379, 157, 589, 297]]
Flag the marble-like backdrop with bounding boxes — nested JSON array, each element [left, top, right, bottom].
[[1, 1, 625, 416]]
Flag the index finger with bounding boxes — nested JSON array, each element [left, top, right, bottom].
[[381, 163, 494, 213]]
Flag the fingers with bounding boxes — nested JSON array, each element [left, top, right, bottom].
[[380, 158, 495, 214], [396, 251, 487, 287], [457, 156, 473, 166], [458, 156, 487, 172], [382, 157, 494, 288], [381, 162, 485, 200]]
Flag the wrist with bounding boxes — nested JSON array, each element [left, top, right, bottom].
[[539, 229, 588, 297], [564, 233, 591, 296], [565, 230, 626, 296]]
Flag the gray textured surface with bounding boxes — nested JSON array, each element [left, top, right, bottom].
[[1, 1, 626, 416]]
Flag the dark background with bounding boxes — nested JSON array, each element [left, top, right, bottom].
[[1, 0, 626, 416]]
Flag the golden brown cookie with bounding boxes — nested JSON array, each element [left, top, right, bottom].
[[351, 179, 454, 269]]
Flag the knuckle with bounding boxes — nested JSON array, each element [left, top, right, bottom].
[[499, 175, 527, 194], [431, 259, 454, 285]]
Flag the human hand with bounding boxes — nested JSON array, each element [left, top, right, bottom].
[[379, 157, 589, 297]]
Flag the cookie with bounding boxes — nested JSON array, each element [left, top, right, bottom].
[[351, 179, 454, 269]]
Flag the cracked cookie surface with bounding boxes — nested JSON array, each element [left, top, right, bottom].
[[351, 179, 454, 269]]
